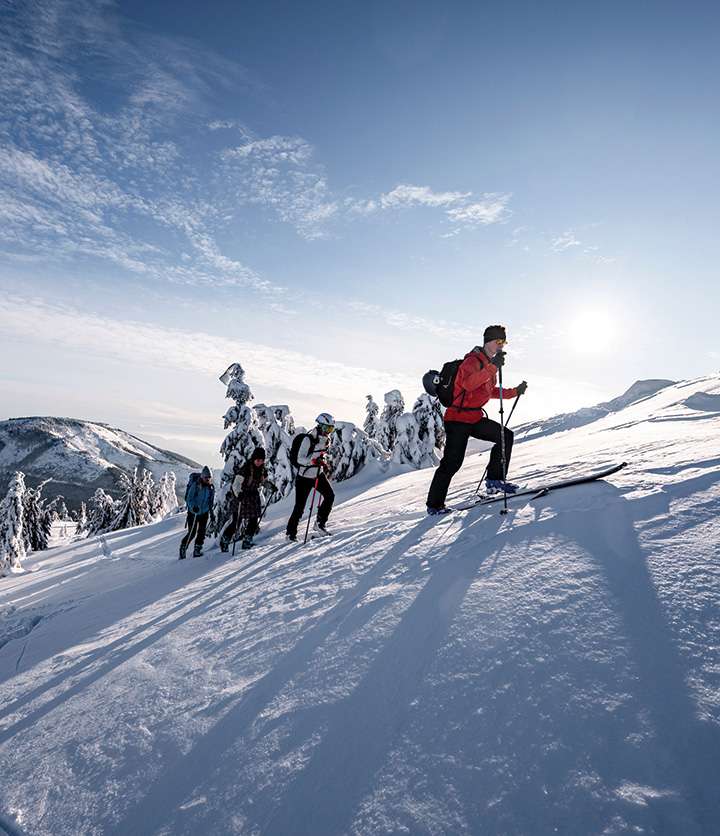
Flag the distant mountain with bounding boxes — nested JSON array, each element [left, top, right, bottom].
[[516, 379, 677, 441], [0, 416, 201, 507]]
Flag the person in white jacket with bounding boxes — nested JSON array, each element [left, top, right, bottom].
[[286, 413, 336, 541]]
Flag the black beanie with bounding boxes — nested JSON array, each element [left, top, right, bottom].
[[483, 324, 507, 343], [252, 447, 266, 460]]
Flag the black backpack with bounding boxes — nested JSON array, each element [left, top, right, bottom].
[[422, 359, 464, 408], [289, 432, 317, 469], [423, 354, 486, 410]]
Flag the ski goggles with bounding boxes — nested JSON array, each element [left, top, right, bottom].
[[494, 338, 506, 347], [318, 423, 335, 434]]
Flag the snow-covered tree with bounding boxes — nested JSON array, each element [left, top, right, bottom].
[[57, 500, 70, 521], [412, 393, 446, 466], [108, 468, 156, 532], [156, 472, 178, 517], [87, 488, 117, 535], [77, 502, 88, 536], [254, 403, 294, 501], [376, 390, 405, 453], [364, 395, 379, 439], [0, 471, 27, 575], [22, 479, 53, 552], [215, 363, 264, 534], [329, 421, 388, 482], [391, 413, 422, 466]]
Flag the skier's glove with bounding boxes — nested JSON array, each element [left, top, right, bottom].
[[516, 380, 528, 395], [311, 454, 325, 465], [491, 350, 506, 368], [266, 481, 278, 493]]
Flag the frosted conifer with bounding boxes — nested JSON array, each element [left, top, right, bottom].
[[364, 395, 379, 439], [254, 403, 294, 500], [329, 421, 387, 481], [0, 471, 27, 574], [87, 489, 117, 534], [376, 390, 405, 453], [215, 363, 264, 534], [22, 479, 53, 552], [412, 393, 446, 466]]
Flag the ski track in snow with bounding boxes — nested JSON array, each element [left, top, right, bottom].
[[1, 376, 720, 835]]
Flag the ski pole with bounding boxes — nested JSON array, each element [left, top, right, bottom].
[[303, 473, 321, 545], [474, 392, 522, 494], [497, 361, 509, 516]]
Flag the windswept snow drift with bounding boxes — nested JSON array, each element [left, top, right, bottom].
[[1, 375, 719, 835]]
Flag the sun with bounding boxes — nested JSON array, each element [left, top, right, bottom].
[[568, 310, 616, 353]]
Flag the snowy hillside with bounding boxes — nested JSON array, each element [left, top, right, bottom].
[[515, 378, 676, 441], [0, 417, 201, 506], [1, 374, 719, 835]]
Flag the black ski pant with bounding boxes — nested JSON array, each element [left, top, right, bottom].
[[427, 418, 514, 509], [181, 511, 209, 552], [286, 473, 334, 537], [222, 513, 259, 544]]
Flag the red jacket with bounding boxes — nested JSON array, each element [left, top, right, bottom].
[[444, 348, 518, 425]]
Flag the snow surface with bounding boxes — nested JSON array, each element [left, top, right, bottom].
[[1, 376, 719, 835]]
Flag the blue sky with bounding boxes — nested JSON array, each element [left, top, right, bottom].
[[1, 0, 719, 465]]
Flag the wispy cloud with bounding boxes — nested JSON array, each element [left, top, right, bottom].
[[0, 294, 420, 407], [374, 184, 511, 231], [551, 231, 582, 252]]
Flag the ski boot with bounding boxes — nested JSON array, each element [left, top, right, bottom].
[[193, 545, 203, 558], [179, 542, 188, 560], [426, 505, 451, 516], [241, 536, 254, 550], [219, 538, 229, 553], [286, 532, 298, 542], [313, 521, 331, 537], [485, 479, 520, 495]]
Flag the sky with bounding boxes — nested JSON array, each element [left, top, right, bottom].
[[1, 0, 719, 466]]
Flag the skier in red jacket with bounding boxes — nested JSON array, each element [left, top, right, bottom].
[[426, 324, 528, 514]]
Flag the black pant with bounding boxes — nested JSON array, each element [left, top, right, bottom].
[[222, 514, 259, 544], [286, 473, 334, 537], [427, 419, 514, 509], [181, 511, 209, 552]]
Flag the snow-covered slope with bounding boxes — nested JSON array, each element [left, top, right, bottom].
[[515, 378, 676, 441], [1, 375, 719, 835], [0, 417, 201, 505]]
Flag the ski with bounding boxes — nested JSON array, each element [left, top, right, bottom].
[[454, 462, 628, 510]]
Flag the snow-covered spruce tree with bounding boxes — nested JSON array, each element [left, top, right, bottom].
[[254, 403, 294, 501], [157, 472, 178, 517], [108, 468, 155, 532], [0, 471, 27, 575], [215, 363, 264, 535], [329, 421, 388, 481], [412, 393, 446, 466], [87, 488, 118, 535], [376, 389, 405, 454], [77, 502, 88, 536], [364, 395, 379, 439], [22, 479, 53, 552], [391, 412, 423, 466]]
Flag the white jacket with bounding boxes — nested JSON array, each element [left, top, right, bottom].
[[296, 429, 331, 480]]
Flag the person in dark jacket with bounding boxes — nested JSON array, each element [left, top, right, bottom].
[[426, 325, 528, 514], [220, 448, 272, 551], [180, 465, 215, 558], [286, 412, 335, 541]]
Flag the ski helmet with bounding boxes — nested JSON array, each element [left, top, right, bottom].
[[315, 412, 335, 426]]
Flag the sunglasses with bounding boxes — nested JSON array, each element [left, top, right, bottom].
[[495, 338, 507, 347]]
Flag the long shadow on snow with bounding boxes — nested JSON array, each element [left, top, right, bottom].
[[0, 557, 274, 739], [475, 486, 720, 836], [257, 509, 503, 836], [0, 527, 217, 684], [566, 497, 720, 833], [109, 515, 462, 836]]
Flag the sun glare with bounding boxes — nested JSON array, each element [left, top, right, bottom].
[[568, 310, 616, 353]]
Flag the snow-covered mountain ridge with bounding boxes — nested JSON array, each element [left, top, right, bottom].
[[0, 416, 201, 506], [515, 377, 676, 441], [1, 374, 719, 835]]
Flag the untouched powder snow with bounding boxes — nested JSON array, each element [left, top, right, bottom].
[[1, 376, 719, 835]]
